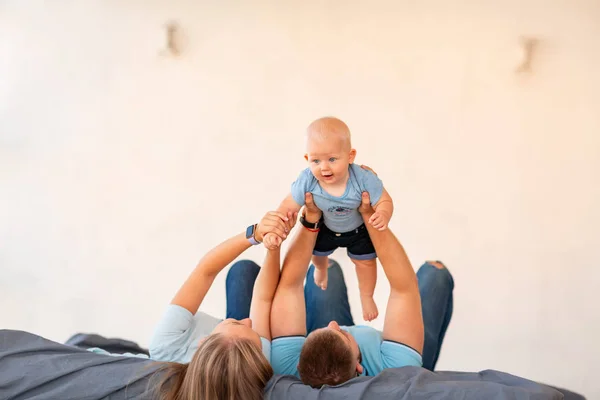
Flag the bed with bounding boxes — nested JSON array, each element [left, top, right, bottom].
[[0, 330, 583, 400]]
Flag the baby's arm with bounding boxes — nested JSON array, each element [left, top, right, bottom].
[[370, 188, 394, 230], [263, 194, 302, 249], [359, 164, 394, 231]]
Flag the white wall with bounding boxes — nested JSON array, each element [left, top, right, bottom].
[[1, 0, 599, 397]]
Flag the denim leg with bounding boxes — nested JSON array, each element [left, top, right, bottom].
[[305, 259, 355, 333], [417, 261, 454, 370], [225, 260, 260, 320]]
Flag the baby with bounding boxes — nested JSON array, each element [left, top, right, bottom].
[[264, 117, 393, 321]]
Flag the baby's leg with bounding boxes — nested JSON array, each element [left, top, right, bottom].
[[312, 227, 337, 291], [312, 255, 330, 290], [352, 258, 378, 321]]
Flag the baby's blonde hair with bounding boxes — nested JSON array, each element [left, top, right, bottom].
[[306, 117, 352, 150]]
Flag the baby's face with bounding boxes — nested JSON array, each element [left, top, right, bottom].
[[305, 135, 355, 186]]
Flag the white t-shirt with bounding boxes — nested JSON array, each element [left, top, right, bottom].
[[148, 304, 271, 363]]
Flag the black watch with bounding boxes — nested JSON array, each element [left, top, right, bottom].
[[300, 214, 321, 230]]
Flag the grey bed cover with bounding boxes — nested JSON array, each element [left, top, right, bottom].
[[0, 330, 565, 400]]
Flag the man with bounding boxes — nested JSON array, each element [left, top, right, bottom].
[[270, 192, 454, 387]]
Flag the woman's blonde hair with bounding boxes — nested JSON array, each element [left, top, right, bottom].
[[153, 333, 273, 400]]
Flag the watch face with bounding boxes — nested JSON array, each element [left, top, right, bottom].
[[246, 225, 254, 239]]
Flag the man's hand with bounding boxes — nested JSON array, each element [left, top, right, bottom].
[[303, 193, 322, 223], [360, 164, 377, 176], [358, 166, 392, 230], [258, 211, 297, 249], [359, 192, 375, 217]]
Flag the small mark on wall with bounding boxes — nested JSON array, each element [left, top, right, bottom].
[[515, 36, 539, 74], [161, 21, 181, 57]]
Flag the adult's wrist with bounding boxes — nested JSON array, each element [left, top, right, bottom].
[[254, 227, 263, 243], [360, 211, 375, 223], [246, 224, 262, 245], [303, 211, 321, 224]]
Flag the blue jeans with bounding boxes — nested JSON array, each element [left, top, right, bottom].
[[225, 259, 454, 371]]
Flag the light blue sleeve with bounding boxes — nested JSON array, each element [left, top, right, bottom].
[[148, 305, 195, 361], [290, 168, 314, 206], [271, 336, 305, 377], [260, 337, 271, 362], [351, 164, 384, 205], [380, 341, 423, 369], [87, 347, 149, 359]]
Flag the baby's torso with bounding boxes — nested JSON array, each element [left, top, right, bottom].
[[309, 172, 364, 233]]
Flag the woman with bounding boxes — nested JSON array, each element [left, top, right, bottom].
[[149, 210, 297, 400]]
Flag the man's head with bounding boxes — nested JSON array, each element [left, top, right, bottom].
[[304, 117, 356, 186], [298, 321, 363, 388]]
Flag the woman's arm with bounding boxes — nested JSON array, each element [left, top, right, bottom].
[[171, 212, 291, 315], [263, 194, 302, 249], [250, 212, 297, 340]]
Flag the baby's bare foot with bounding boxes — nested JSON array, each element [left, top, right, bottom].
[[313, 267, 328, 290], [360, 294, 379, 321]]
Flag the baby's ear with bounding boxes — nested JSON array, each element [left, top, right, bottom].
[[349, 149, 357, 163]]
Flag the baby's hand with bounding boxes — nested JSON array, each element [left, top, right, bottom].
[[256, 210, 296, 249], [368, 210, 390, 231], [263, 232, 282, 250]]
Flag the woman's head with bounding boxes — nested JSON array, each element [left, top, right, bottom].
[[209, 318, 262, 348], [155, 331, 273, 400]]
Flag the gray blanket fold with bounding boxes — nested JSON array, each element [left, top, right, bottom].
[[0, 330, 578, 400]]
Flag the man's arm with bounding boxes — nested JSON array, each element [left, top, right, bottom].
[[250, 212, 297, 340], [359, 192, 424, 353], [270, 193, 321, 338]]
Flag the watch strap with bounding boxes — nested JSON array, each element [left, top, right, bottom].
[[300, 215, 321, 230]]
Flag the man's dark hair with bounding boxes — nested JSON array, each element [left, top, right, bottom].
[[298, 330, 356, 388]]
